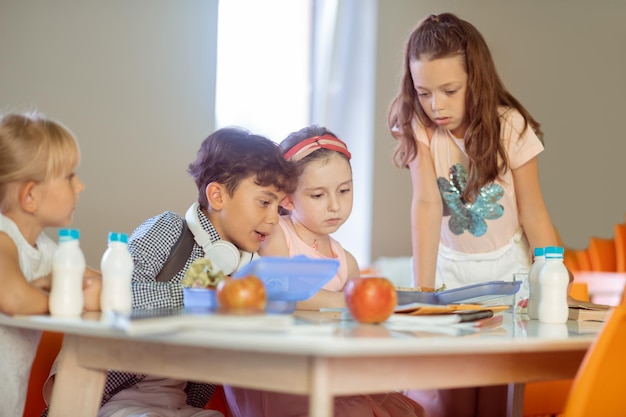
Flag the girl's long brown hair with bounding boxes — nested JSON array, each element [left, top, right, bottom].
[[388, 13, 543, 202]]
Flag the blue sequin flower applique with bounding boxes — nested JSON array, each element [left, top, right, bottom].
[[436, 163, 504, 237]]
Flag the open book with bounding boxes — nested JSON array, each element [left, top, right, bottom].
[[568, 300, 612, 322]]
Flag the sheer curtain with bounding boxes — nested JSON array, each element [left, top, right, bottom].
[[310, 0, 377, 267]]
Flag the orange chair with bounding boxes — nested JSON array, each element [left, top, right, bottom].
[[204, 384, 231, 416], [523, 283, 590, 417], [563, 247, 580, 272], [555, 229, 580, 272], [569, 282, 590, 302], [561, 294, 626, 416], [574, 249, 592, 272], [615, 223, 626, 273], [24, 331, 64, 417], [588, 237, 617, 272]]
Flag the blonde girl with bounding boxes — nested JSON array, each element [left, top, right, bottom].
[[0, 112, 101, 416]]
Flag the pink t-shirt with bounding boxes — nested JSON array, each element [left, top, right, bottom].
[[277, 216, 348, 291], [414, 107, 544, 254]]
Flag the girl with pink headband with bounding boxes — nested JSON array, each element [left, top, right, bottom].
[[223, 125, 425, 417], [268, 126, 357, 309], [282, 133, 352, 161]]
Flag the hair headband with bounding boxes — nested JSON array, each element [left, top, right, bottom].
[[283, 134, 352, 161]]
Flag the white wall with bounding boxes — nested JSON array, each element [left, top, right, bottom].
[[2, 0, 625, 268], [0, 0, 218, 265]]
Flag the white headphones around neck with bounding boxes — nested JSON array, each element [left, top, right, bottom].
[[185, 202, 257, 275]]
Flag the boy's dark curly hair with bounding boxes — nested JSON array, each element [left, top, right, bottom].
[[188, 127, 297, 208]]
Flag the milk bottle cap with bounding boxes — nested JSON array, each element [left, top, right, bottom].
[[544, 246, 564, 258], [108, 232, 129, 244], [58, 228, 80, 242]]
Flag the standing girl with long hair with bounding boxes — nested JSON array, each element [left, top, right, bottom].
[[388, 13, 561, 417]]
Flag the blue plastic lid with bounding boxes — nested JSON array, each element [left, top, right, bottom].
[[108, 232, 129, 244], [58, 228, 80, 242], [544, 246, 564, 258], [232, 256, 339, 302], [533, 247, 545, 257]]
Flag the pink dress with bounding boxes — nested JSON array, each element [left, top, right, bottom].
[[277, 215, 348, 291], [224, 219, 425, 417]]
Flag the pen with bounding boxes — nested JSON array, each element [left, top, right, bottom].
[[452, 309, 495, 323], [470, 314, 504, 328]]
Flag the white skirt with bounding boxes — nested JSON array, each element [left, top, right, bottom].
[[435, 230, 531, 305]]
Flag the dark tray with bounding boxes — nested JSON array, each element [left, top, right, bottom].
[[396, 280, 521, 306]]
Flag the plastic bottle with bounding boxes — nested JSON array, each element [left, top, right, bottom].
[[100, 232, 133, 313], [527, 247, 546, 320], [537, 246, 569, 324], [49, 228, 85, 317]]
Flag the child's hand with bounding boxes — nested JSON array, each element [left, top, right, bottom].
[[82, 269, 102, 311], [84, 267, 102, 281], [31, 274, 52, 292]]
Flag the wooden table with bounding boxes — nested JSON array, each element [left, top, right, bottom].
[[0, 310, 596, 417]]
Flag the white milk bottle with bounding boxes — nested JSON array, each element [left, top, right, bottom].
[[100, 232, 133, 313], [49, 228, 85, 317], [537, 246, 569, 324], [527, 247, 545, 320]]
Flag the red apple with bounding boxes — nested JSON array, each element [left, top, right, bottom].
[[216, 275, 267, 312], [344, 277, 397, 324]]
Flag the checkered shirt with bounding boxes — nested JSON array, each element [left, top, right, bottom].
[[41, 207, 220, 416]]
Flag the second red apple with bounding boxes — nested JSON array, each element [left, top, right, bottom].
[[344, 277, 397, 324]]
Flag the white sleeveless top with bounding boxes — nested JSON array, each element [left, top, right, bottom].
[[0, 213, 57, 417]]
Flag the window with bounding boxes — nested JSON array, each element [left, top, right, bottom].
[[215, 0, 312, 141], [216, 0, 376, 267]]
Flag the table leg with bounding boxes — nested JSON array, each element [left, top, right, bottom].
[[48, 335, 106, 417], [309, 357, 333, 417], [506, 383, 524, 417]]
